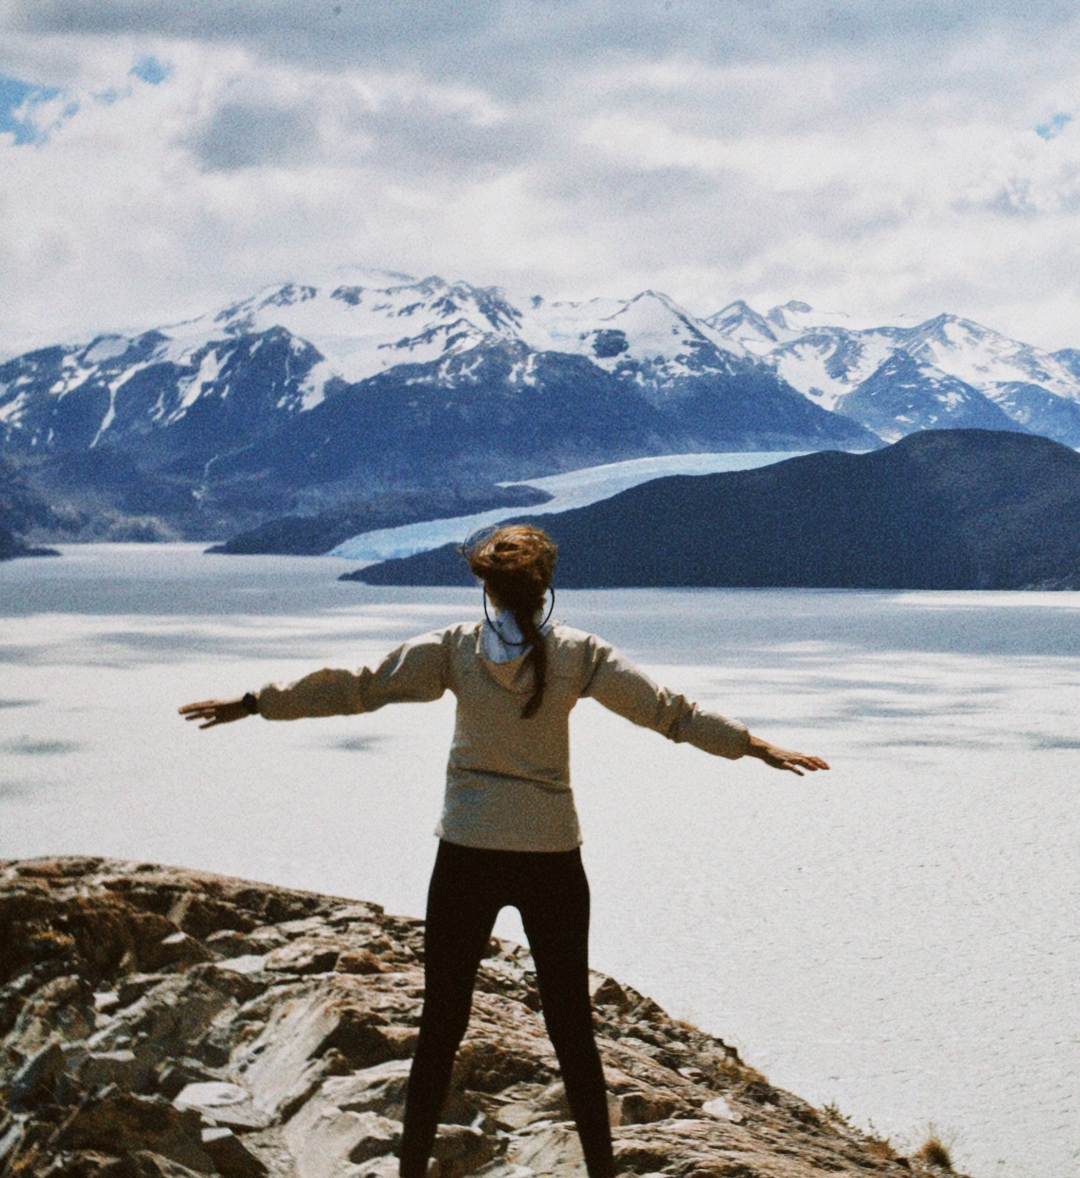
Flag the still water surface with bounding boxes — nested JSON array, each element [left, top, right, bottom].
[[2, 545, 1079, 1178]]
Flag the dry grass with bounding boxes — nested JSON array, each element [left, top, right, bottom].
[[915, 1136, 954, 1170], [864, 1137, 899, 1160], [717, 1054, 767, 1086], [820, 1105, 897, 1160]]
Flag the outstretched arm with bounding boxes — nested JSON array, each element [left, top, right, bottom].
[[179, 630, 451, 730], [744, 734, 829, 776], [582, 637, 829, 774]]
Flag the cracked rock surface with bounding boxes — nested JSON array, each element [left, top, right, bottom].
[[0, 858, 962, 1178]]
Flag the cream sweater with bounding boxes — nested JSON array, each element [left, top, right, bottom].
[[257, 621, 750, 852]]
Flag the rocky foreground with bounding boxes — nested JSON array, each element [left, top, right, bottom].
[[0, 858, 960, 1178]]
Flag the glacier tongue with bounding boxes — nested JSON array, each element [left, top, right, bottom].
[[329, 451, 810, 562]]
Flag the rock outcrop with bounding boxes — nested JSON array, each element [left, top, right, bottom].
[[0, 858, 960, 1178]]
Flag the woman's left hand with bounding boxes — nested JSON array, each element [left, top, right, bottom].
[[747, 734, 830, 776]]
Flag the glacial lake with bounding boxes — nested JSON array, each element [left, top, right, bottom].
[[3, 544, 1079, 1178]]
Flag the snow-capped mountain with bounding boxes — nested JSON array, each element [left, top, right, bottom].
[[832, 352, 1025, 442], [0, 275, 530, 448], [520, 289, 749, 377], [183, 275, 527, 402], [708, 300, 1080, 446], [0, 277, 766, 455], [0, 274, 874, 539], [6, 271, 1080, 544]]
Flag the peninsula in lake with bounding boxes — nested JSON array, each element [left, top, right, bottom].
[[348, 431, 1080, 590]]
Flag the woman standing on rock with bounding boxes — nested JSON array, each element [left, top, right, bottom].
[[180, 524, 828, 1178]]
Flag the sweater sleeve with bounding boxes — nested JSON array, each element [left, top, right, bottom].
[[581, 638, 750, 760], [257, 630, 450, 720]]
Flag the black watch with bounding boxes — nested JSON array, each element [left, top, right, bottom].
[[241, 692, 259, 715]]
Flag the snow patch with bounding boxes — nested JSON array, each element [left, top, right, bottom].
[[48, 355, 98, 399], [83, 336, 131, 364], [90, 362, 155, 446], [171, 348, 224, 419], [0, 392, 27, 424], [518, 290, 744, 367], [296, 360, 332, 411]]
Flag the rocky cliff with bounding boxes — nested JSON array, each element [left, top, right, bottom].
[[0, 858, 960, 1178]]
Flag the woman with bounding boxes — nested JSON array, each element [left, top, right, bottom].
[[180, 525, 828, 1178]]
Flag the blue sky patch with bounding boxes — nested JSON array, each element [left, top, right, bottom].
[[0, 73, 62, 145], [1036, 112, 1073, 141], [0, 61, 159, 145], [131, 56, 171, 86]]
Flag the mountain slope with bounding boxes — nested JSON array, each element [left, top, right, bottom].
[[833, 353, 1026, 441], [212, 338, 874, 496], [709, 302, 1080, 447], [351, 431, 1080, 590]]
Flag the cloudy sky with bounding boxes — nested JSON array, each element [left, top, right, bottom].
[[3, 0, 1080, 356]]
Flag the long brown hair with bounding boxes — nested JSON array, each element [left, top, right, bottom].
[[466, 525, 557, 719]]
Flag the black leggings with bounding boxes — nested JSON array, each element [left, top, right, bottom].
[[399, 840, 614, 1178]]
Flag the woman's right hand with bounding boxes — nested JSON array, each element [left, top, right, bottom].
[[179, 698, 249, 729]]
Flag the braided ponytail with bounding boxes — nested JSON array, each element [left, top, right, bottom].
[[466, 525, 557, 719], [513, 605, 548, 719]]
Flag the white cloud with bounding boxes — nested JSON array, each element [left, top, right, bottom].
[[4, 4, 1080, 356]]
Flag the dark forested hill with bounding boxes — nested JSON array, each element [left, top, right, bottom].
[[0, 456, 60, 559], [349, 430, 1080, 590]]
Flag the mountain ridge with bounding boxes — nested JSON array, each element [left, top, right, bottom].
[[3, 272, 1078, 547], [709, 300, 1080, 447]]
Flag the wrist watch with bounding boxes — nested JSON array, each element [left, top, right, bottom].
[[241, 692, 259, 715]]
